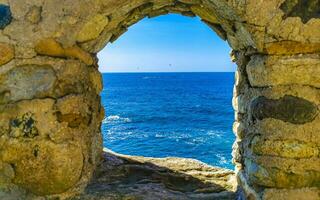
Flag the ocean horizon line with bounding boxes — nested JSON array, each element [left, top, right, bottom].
[[100, 71, 236, 74]]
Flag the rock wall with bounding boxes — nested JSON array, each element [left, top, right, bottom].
[[0, 0, 319, 199]]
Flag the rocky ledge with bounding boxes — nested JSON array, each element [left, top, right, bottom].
[[74, 149, 236, 200]]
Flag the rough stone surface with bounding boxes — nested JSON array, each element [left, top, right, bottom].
[[280, 0, 320, 23], [0, 64, 56, 104], [264, 41, 320, 55], [250, 95, 318, 124], [263, 188, 320, 200], [3, 140, 84, 195], [0, 42, 14, 65], [247, 54, 320, 88], [251, 138, 319, 159], [0, 0, 319, 199], [75, 150, 236, 200], [35, 38, 94, 65], [25, 6, 42, 24], [77, 14, 109, 43]]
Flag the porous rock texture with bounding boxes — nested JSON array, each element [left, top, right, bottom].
[[0, 0, 319, 200], [74, 149, 236, 200]]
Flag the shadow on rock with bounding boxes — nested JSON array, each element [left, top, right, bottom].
[[74, 150, 236, 200]]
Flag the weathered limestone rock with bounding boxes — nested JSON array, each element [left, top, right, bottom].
[[0, 162, 15, 188], [0, 99, 83, 195], [76, 14, 109, 42], [263, 188, 320, 200], [0, 42, 14, 65], [2, 140, 83, 195], [264, 41, 320, 55], [0, 64, 56, 104], [9, 112, 39, 138], [0, 0, 319, 199], [245, 158, 320, 188], [251, 138, 319, 159], [247, 54, 320, 88], [250, 95, 318, 124], [280, 0, 320, 24], [25, 6, 42, 24], [35, 38, 94, 65], [190, 5, 219, 24], [75, 150, 236, 200]]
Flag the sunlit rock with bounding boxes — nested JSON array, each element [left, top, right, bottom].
[[0, 42, 14, 66]]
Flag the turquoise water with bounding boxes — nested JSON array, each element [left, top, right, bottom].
[[101, 73, 235, 169]]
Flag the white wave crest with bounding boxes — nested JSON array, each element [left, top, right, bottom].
[[207, 130, 224, 138], [142, 76, 157, 79], [102, 115, 131, 123], [216, 154, 228, 165]]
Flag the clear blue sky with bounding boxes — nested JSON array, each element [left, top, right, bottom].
[[98, 14, 235, 72]]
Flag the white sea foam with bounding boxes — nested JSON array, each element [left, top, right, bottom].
[[142, 76, 158, 79], [155, 133, 164, 138], [207, 130, 224, 138], [107, 115, 121, 120], [216, 154, 228, 165], [102, 115, 131, 124]]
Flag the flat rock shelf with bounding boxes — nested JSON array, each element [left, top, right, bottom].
[[75, 149, 236, 200]]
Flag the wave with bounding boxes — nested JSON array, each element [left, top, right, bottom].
[[216, 154, 229, 165], [207, 130, 224, 138], [142, 76, 158, 79], [102, 115, 131, 124]]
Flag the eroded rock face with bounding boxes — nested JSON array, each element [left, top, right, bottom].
[[25, 6, 42, 24], [250, 95, 318, 124], [76, 14, 109, 43], [9, 112, 39, 138], [0, 64, 56, 104], [0, 43, 14, 66], [280, 0, 320, 23], [2, 140, 84, 195], [76, 150, 236, 200], [35, 38, 94, 65], [0, 0, 319, 200]]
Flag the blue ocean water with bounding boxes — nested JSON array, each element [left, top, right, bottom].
[[101, 73, 235, 169]]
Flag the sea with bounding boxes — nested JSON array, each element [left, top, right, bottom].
[[101, 72, 235, 169]]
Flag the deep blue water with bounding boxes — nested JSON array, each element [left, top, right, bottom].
[[101, 73, 235, 169]]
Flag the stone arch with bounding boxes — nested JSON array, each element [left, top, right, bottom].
[[75, 0, 256, 54], [0, 0, 319, 199]]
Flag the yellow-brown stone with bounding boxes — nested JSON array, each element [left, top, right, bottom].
[[252, 139, 319, 159], [246, 158, 320, 188], [35, 38, 93, 65], [25, 6, 42, 24], [190, 5, 219, 24], [264, 41, 320, 55], [35, 38, 67, 57], [76, 14, 109, 43], [0, 42, 14, 66], [247, 54, 320, 88], [263, 188, 320, 200], [64, 45, 94, 66], [1, 140, 83, 195]]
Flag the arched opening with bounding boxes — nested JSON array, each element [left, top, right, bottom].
[[72, 1, 254, 199], [1, 0, 319, 199], [98, 14, 236, 169]]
